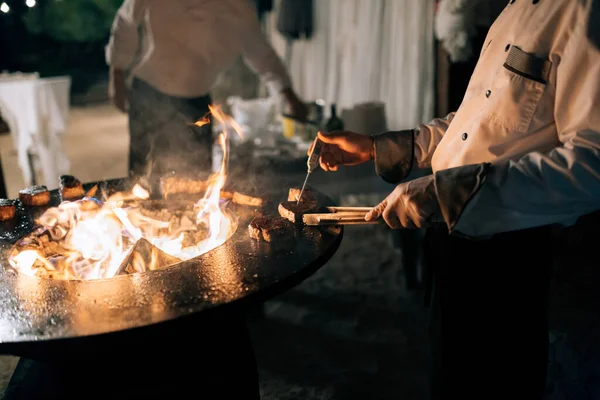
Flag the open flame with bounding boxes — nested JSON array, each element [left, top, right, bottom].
[[9, 105, 244, 280]]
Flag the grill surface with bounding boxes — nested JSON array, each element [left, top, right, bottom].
[[0, 178, 342, 356]]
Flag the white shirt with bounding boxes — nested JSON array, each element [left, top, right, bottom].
[[105, 0, 292, 98], [375, 0, 600, 237]]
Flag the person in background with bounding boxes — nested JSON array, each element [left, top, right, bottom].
[[311, 0, 600, 398], [106, 0, 307, 189]]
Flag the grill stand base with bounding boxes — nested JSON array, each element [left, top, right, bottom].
[[3, 308, 259, 400]]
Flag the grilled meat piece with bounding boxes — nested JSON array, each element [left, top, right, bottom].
[[248, 216, 294, 242], [19, 185, 51, 206], [288, 187, 317, 206], [278, 201, 318, 224], [0, 199, 16, 221], [60, 175, 85, 200]]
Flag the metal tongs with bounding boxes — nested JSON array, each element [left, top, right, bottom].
[[302, 207, 380, 226]]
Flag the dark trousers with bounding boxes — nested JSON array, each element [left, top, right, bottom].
[[3, 309, 259, 399], [128, 78, 213, 186], [391, 229, 423, 291], [426, 226, 552, 399]]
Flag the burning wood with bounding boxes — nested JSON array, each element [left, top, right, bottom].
[[116, 238, 180, 275], [161, 176, 208, 198], [19, 185, 51, 207], [86, 184, 99, 198], [232, 192, 263, 207], [161, 177, 263, 207], [0, 199, 16, 221], [8, 105, 243, 281], [60, 175, 85, 200]]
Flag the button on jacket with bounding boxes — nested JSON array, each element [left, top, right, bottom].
[[374, 0, 600, 237], [105, 0, 292, 98]]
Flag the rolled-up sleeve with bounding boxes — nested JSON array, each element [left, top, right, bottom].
[[372, 113, 455, 184], [438, 9, 600, 238], [105, 0, 147, 69], [241, 6, 292, 95]]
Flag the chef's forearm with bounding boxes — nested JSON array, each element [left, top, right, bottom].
[[436, 140, 600, 238], [244, 52, 293, 97], [241, 17, 292, 97], [372, 130, 415, 184], [105, 0, 144, 70], [280, 87, 298, 103], [109, 68, 127, 96], [372, 112, 455, 184]]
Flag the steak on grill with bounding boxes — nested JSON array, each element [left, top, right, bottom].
[[248, 216, 294, 242], [278, 201, 318, 224]]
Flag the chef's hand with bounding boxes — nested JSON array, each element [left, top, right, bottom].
[[309, 131, 374, 171], [281, 88, 309, 122], [109, 68, 129, 113], [365, 174, 441, 229]]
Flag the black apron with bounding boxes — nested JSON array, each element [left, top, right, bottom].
[[128, 78, 213, 188]]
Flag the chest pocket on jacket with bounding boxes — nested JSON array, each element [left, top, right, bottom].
[[483, 46, 551, 133]]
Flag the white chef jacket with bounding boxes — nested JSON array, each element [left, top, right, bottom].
[[374, 0, 600, 237], [105, 0, 292, 98]]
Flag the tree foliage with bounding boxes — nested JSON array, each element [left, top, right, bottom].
[[22, 0, 123, 42]]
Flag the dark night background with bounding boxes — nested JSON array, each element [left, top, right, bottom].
[[0, 0, 120, 98]]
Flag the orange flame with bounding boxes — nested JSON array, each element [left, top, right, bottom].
[[194, 115, 210, 128], [9, 105, 242, 280]]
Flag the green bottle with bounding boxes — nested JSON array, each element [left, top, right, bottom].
[[325, 104, 344, 132]]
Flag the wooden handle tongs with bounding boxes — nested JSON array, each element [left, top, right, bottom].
[[302, 206, 381, 226]]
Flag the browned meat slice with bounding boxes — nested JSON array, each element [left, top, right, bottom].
[[19, 185, 51, 206], [60, 175, 85, 200], [0, 199, 16, 221], [278, 201, 317, 224], [288, 187, 317, 205], [248, 216, 294, 242]]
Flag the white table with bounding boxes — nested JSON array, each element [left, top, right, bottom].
[[0, 74, 71, 190]]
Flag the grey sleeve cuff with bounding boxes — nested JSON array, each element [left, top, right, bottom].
[[434, 163, 491, 233], [372, 129, 415, 184]]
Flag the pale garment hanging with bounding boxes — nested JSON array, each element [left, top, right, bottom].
[[265, 0, 436, 131]]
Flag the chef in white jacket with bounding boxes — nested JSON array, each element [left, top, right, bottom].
[[313, 0, 600, 398], [106, 0, 307, 188]]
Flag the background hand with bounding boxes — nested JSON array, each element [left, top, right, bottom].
[[281, 88, 308, 122], [308, 131, 374, 171], [112, 88, 128, 113], [109, 67, 129, 113]]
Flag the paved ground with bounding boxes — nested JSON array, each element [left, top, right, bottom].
[[252, 220, 430, 400]]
